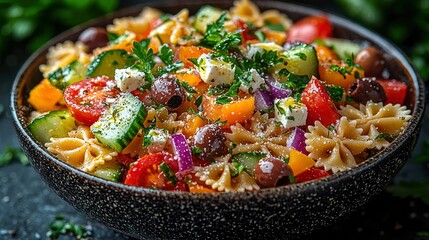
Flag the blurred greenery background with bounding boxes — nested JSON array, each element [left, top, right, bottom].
[[0, 0, 428, 80]]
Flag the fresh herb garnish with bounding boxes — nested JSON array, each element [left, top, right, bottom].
[[375, 133, 395, 141], [325, 85, 344, 102], [132, 39, 155, 83], [188, 108, 205, 120], [199, 12, 242, 53], [215, 81, 241, 104], [46, 215, 92, 240], [275, 101, 286, 115], [387, 179, 429, 205], [264, 20, 285, 31], [279, 69, 310, 95], [157, 44, 184, 74], [159, 162, 179, 185], [230, 161, 245, 178], [0, 147, 29, 167], [191, 146, 203, 155], [289, 175, 296, 184], [294, 52, 307, 61]]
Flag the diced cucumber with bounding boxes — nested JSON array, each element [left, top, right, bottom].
[[27, 110, 76, 144], [86, 49, 135, 79], [193, 5, 222, 33], [91, 92, 147, 152], [232, 152, 267, 176], [48, 60, 87, 90], [92, 160, 123, 182], [316, 38, 362, 60], [281, 43, 318, 78]]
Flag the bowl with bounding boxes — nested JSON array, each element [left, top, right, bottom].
[[11, 1, 426, 239]]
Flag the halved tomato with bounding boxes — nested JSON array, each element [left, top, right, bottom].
[[286, 15, 333, 43], [124, 153, 188, 191], [63, 76, 120, 126]]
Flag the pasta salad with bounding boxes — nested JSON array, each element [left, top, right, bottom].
[[27, 0, 412, 192]]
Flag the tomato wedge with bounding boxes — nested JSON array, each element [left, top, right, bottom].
[[286, 15, 333, 43], [301, 77, 341, 127], [295, 167, 330, 183], [64, 77, 120, 126], [376, 79, 407, 105], [124, 153, 188, 191]]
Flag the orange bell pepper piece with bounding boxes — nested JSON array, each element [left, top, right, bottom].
[[27, 79, 64, 112], [202, 95, 255, 127], [175, 46, 213, 68], [288, 149, 316, 176]]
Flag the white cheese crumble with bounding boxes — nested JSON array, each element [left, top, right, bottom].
[[196, 54, 234, 86], [274, 97, 308, 129], [114, 67, 146, 92]]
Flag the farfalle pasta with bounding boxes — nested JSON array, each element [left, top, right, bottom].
[[27, 0, 413, 192]]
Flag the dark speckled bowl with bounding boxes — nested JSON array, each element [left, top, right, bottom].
[[11, 1, 425, 239]]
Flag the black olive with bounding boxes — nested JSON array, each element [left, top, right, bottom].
[[355, 46, 385, 77], [254, 157, 293, 188], [348, 77, 386, 104], [78, 27, 109, 52], [151, 75, 184, 109], [193, 124, 227, 160]]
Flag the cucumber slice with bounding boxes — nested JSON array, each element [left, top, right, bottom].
[[316, 38, 362, 60], [48, 60, 87, 90], [193, 5, 222, 33], [281, 43, 318, 78], [92, 160, 123, 182], [91, 92, 147, 151], [232, 152, 267, 176], [27, 110, 76, 144], [86, 49, 134, 79]]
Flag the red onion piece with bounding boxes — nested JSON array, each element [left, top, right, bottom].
[[170, 133, 193, 175], [265, 76, 292, 99], [287, 127, 308, 155], [254, 90, 274, 112]]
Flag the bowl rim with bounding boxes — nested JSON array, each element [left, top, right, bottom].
[[11, 0, 426, 201]]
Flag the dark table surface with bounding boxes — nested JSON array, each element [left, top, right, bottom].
[[1, 1, 429, 240]]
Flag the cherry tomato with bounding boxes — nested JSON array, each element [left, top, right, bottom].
[[124, 153, 188, 191], [295, 167, 330, 183], [286, 15, 333, 43], [301, 77, 341, 127], [234, 19, 256, 43], [64, 77, 120, 126], [376, 79, 407, 105]]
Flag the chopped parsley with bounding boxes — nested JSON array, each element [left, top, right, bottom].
[[199, 12, 242, 54], [191, 146, 203, 155], [46, 215, 92, 240], [264, 20, 285, 32], [159, 162, 179, 185], [375, 133, 395, 141], [275, 101, 286, 115], [157, 44, 184, 74], [325, 85, 344, 102], [215, 81, 241, 104], [132, 39, 155, 83], [231, 160, 245, 178], [279, 69, 310, 95]]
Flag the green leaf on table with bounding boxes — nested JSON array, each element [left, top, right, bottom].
[[0, 147, 29, 167], [46, 214, 92, 240], [386, 179, 429, 206]]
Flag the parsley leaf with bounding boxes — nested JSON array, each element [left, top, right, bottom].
[[325, 85, 344, 102], [386, 179, 429, 205], [157, 44, 184, 74], [215, 81, 241, 104], [191, 146, 203, 155], [279, 69, 310, 95], [159, 162, 179, 185], [0, 147, 29, 167], [46, 215, 92, 240], [231, 161, 245, 178], [199, 12, 242, 53], [132, 39, 155, 83], [375, 133, 395, 141]]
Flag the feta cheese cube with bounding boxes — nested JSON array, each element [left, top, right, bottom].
[[114, 67, 146, 92], [239, 69, 266, 94], [197, 54, 234, 86], [146, 129, 169, 153], [246, 42, 283, 59], [274, 97, 307, 129]]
